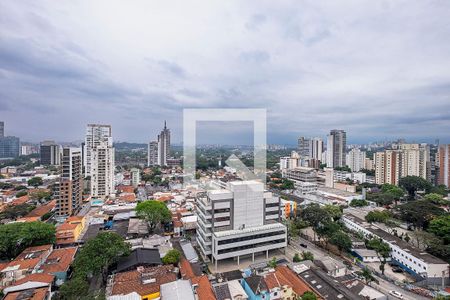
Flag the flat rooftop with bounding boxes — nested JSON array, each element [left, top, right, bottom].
[[344, 213, 448, 265], [214, 223, 286, 238], [318, 187, 359, 197]]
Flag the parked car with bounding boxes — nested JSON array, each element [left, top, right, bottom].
[[389, 290, 403, 299], [300, 243, 308, 248], [392, 267, 404, 273]]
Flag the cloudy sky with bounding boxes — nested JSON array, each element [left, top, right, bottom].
[[1, 0, 450, 145]]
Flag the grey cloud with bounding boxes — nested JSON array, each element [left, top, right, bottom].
[[1, 1, 450, 144], [245, 14, 267, 31], [239, 50, 270, 63]]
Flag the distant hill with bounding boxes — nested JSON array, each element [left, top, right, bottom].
[[114, 142, 147, 150]]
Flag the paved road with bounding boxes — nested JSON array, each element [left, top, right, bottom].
[[288, 236, 429, 300]]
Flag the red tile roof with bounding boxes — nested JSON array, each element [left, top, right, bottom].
[[4, 287, 49, 300], [117, 185, 135, 193], [66, 216, 84, 223], [119, 193, 136, 202], [25, 200, 56, 218], [40, 247, 77, 274], [191, 276, 216, 300], [11, 195, 30, 206], [264, 270, 291, 290], [111, 265, 177, 297], [57, 223, 78, 231], [275, 265, 316, 297], [179, 258, 195, 280]]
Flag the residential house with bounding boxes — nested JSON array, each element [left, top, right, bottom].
[[39, 247, 77, 286], [192, 275, 217, 300], [160, 280, 195, 300], [107, 265, 177, 300], [16, 200, 56, 223], [0, 245, 53, 286], [241, 275, 270, 300], [2, 274, 54, 300], [213, 280, 247, 300], [56, 216, 85, 245], [116, 248, 162, 273]]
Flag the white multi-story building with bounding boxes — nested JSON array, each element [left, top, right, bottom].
[[84, 124, 112, 177], [342, 213, 449, 280], [147, 122, 171, 166], [196, 181, 287, 270], [90, 138, 115, 198], [279, 151, 300, 170], [130, 168, 141, 188], [346, 148, 366, 172], [282, 167, 318, 183]]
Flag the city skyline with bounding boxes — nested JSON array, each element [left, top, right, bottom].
[[1, 1, 450, 144]]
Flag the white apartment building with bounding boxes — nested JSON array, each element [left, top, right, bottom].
[[282, 166, 318, 183], [147, 122, 171, 166], [334, 171, 367, 184], [196, 181, 287, 270], [279, 151, 300, 170], [90, 138, 115, 198], [84, 124, 112, 177], [342, 213, 449, 280], [346, 148, 366, 172], [130, 168, 140, 188]]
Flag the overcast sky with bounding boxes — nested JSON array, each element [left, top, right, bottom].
[[1, 0, 450, 145]]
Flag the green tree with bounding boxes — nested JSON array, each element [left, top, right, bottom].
[[316, 221, 341, 247], [15, 190, 28, 197], [27, 176, 43, 187], [302, 251, 314, 261], [300, 204, 331, 241], [29, 190, 52, 201], [350, 199, 368, 207], [365, 210, 391, 223], [162, 249, 181, 265], [381, 184, 404, 205], [267, 257, 277, 268], [135, 200, 171, 232], [358, 267, 375, 285], [424, 193, 449, 205], [293, 253, 301, 262], [301, 291, 317, 300], [141, 173, 152, 183], [14, 185, 28, 191], [399, 176, 432, 199], [72, 232, 130, 280], [330, 231, 352, 253], [323, 205, 343, 221], [369, 192, 395, 206], [0, 222, 55, 260], [397, 200, 445, 229], [367, 238, 390, 275], [430, 185, 450, 196], [0, 203, 35, 220], [280, 178, 294, 190], [58, 276, 90, 299], [428, 215, 450, 244]]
